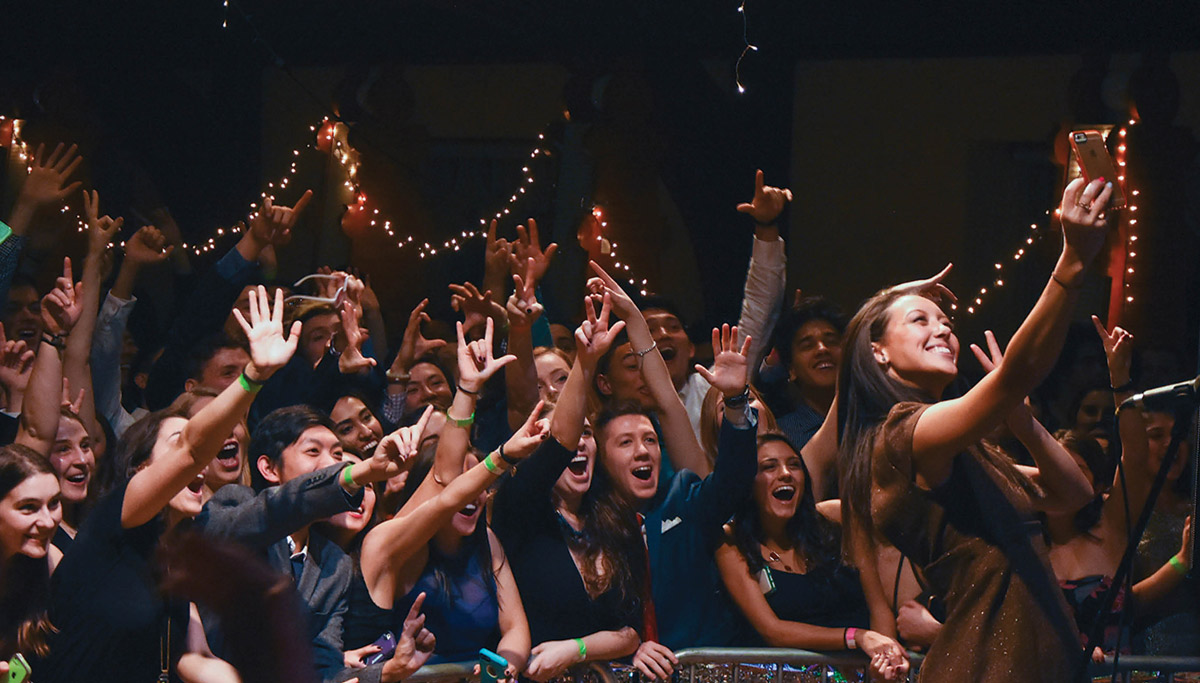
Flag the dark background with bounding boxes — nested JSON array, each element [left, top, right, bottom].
[[3, 0, 1200, 364]]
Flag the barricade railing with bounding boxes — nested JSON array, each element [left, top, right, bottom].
[[401, 649, 1200, 683]]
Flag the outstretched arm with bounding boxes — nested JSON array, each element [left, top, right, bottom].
[[505, 261, 543, 431], [359, 405, 549, 609], [122, 287, 301, 528], [589, 262, 709, 476], [16, 259, 81, 455], [970, 331, 1093, 513], [735, 170, 791, 382], [912, 178, 1115, 488]]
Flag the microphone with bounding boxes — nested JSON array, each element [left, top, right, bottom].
[[1118, 376, 1200, 411]]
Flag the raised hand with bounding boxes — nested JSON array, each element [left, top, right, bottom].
[[1091, 315, 1134, 389], [338, 276, 376, 375], [455, 317, 516, 394], [1060, 177, 1115, 265], [483, 219, 514, 304], [449, 281, 506, 334], [575, 292, 626, 370], [501, 400, 551, 461], [60, 377, 85, 414], [381, 592, 437, 682], [248, 189, 313, 249], [19, 143, 83, 208], [509, 218, 558, 285], [889, 263, 957, 308], [41, 258, 83, 337], [394, 299, 446, 373], [369, 406, 433, 480], [123, 225, 174, 267], [505, 259, 544, 330], [587, 260, 637, 319], [695, 324, 752, 399], [736, 169, 793, 226], [970, 330, 1035, 426], [232, 286, 302, 382], [81, 190, 122, 256], [0, 324, 34, 395]]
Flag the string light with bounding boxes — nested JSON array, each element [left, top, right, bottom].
[[734, 1, 758, 94], [6, 118, 89, 236], [1116, 118, 1141, 308], [963, 121, 1142, 317], [589, 205, 652, 296]]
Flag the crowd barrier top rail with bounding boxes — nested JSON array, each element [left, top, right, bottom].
[[400, 648, 1200, 683]]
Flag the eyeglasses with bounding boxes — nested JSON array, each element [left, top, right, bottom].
[[285, 272, 347, 307]]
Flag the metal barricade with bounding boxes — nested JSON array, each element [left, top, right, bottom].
[[399, 649, 1200, 683], [1087, 656, 1200, 683]]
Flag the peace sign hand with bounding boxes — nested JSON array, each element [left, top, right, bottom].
[[233, 286, 302, 382], [506, 259, 544, 330], [576, 292, 626, 371], [82, 190, 122, 257]]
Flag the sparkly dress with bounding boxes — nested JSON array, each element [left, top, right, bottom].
[[870, 403, 1080, 682]]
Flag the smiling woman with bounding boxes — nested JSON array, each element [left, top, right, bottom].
[[0, 444, 61, 662]]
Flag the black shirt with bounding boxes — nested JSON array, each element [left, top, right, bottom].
[[491, 439, 640, 646], [42, 479, 188, 683]]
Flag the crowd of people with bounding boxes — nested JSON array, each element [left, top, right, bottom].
[[0, 141, 1195, 683]]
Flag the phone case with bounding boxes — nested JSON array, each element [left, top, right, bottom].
[[479, 648, 509, 683], [1068, 130, 1128, 210], [7, 654, 30, 683], [363, 631, 397, 666]]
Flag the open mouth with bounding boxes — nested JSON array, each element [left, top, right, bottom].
[[458, 503, 479, 517], [217, 440, 240, 465], [186, 476, 205, 495], [632, 465, 653, 481], [347, 504, 366, 519], [814, 360, 835, 371], [64, 470, 89, 485], [567, 455, 588, 476], [659, 347, 677, 362], [771, 485, 796, 501], [362, 439, 379, 453], [16, 327, 37, 341]]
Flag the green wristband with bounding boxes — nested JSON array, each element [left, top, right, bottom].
[[447, 411, 475, 428], [342, 464, 359, 489], [1168, 555, 1188, 576], [238, 373, 264, 394], [574, 637, 586, 661], [483, 451, 502, 474]]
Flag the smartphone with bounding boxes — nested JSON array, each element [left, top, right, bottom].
[[1068, 130, 1127, 210], [479, 648, 509, 683], [363, 631, 397, 666], [7, 654, 30, 683]]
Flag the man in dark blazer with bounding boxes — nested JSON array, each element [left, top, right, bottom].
[[196, 405, 420, 683]]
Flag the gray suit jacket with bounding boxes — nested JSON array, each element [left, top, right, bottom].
[[196, 464, 385, 683]]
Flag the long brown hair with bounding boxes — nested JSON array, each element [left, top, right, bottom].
[[0, 444, 58, 658], [836, 288, 1039, 550]]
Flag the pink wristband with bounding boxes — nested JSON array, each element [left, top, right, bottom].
[[844, 627, 857, 650]]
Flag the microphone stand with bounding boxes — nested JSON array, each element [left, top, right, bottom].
[[1073, 400, 1196, 682]]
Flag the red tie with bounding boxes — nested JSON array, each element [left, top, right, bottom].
[[637, 513, 659, 642]]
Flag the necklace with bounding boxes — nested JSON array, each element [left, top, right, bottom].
[[761, 542, 794, 571]]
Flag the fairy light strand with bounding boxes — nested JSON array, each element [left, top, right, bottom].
[[960, 121, 1140, 317], [734, 1, 758, 94]]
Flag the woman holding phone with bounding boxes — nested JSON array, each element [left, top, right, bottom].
[[836, 177, 1113, 680]]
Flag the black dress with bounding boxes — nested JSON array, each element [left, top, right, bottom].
[[762, 563, 869, 630], [41, 479, 189, 683], [491, 438, 640, 646]]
